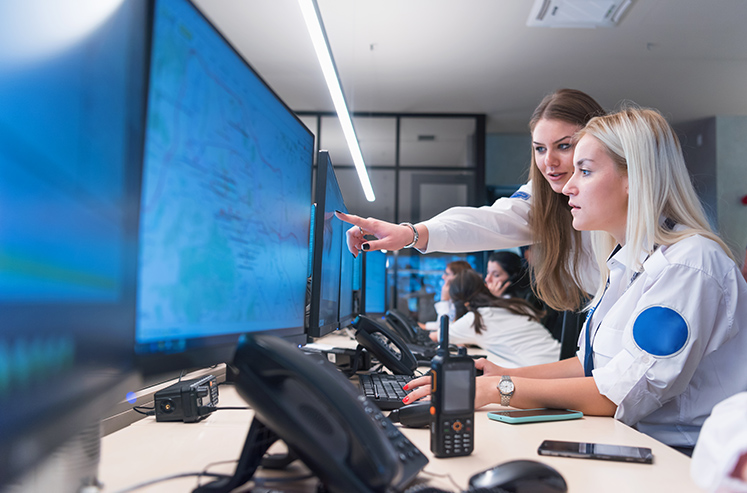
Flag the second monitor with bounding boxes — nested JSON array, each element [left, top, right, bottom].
[[307, 150, 346, 338]]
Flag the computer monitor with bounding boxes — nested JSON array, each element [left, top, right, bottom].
[[0, 0, 150, 485], [338, 224, 360, 328], [364, 250, 388, 315], [307, 150, 346, 338], [135, 0, 314, 376]]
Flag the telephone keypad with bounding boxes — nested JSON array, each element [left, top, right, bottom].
[[440, 418, 473, 455]]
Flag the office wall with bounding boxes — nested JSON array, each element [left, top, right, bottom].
[[676, 118, 718, 226], [676, 116, 747, 259], [486, 133, 531, 187], [716, 116, 747, 256]]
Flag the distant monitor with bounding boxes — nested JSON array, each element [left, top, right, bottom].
[[135, 0, 314, 376], [0, 0, 150, 484], [308, 150, 345, 338], [364, 250, 388, 315]]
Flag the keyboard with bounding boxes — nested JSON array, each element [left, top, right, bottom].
[[358, 373, 415, 410]]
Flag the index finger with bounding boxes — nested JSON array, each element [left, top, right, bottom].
[[403, 374, 431, 390], [335, 210, 376, 231]]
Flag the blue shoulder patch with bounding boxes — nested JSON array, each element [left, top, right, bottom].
[[510, 191, 530, 200], [632, 306, 689, 357]]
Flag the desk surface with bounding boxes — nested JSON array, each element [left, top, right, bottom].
[[100, 384, 700, 492]]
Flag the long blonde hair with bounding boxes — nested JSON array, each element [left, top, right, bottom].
[[528, 89, 606, 311], [578, 107, 734, 305]]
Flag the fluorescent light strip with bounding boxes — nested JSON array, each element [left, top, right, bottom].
[[298, 0, 376, 202]]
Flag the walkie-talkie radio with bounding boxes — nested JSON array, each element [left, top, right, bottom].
[[430, 315, 475, 457]]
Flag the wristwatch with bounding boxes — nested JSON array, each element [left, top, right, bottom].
[[498, 375, 515, 407]]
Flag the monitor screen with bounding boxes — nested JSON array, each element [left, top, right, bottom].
[[338, 224, 360, 328], [364, 250, 388, 314], [0, 0, 149, 484], [308, 151, 345, 338], [135, 0, 314, 375]]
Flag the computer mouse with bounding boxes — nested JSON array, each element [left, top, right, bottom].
[[468, 459, 567, 493]]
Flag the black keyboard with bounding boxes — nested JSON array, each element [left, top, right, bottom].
[[358, 373, 415, 410]]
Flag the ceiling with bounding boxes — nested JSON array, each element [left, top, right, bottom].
[[191, 0, 747, 134]]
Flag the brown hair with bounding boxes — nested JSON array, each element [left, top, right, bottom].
[[449, 270, 542, 334], [446, 260, 472, 276], [527, 89, 605, 311]]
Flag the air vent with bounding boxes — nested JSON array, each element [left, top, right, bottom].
[[527, 0, 634, 28]]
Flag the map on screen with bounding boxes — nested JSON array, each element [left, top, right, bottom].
[[137, 0, 314, 345]]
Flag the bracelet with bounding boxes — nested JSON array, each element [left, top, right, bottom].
[[400, 222, 419, 249]]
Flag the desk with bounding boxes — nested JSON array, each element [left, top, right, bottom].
[[99, 384, 700, 492]]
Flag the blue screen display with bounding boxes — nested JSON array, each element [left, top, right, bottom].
[[365, 250, 387, 314], [136, 0, 314, 352], [0, 0, 148, 483], [0, 5, 139, 302], [312, 156, 344, 333]]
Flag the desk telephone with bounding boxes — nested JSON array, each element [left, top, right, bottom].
[[194, 334, 427, 493], [353, 314, 418, 375], [386, 308, 433, 345]]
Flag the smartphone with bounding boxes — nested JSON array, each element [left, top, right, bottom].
[[537, 440, 654, 464], [487, 408, 582, 424]]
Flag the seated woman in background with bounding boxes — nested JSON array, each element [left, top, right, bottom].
[[428, 269, 560, 368], [406, 107, 747, 452], [421, 260, 473, 331], [484, 250, 533, 299]]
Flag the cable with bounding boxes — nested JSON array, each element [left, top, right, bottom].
[[132, 406, 155, 416], [403, 485, 453, 493], [251, 473, 316, 486], [420, 469, 463, 492], [111, 472, 229, 493]]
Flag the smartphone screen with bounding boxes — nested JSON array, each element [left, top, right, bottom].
[[538, 440, 653, 464]]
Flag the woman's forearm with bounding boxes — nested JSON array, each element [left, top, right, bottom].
[[477, 374, 616, 416], [503, 356, 585, 379]]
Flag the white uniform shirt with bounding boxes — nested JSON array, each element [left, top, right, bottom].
[[577, 234, 747, 447], [445, 307, 561, 368], [419, 182, 599, 294], [691, 392, 747, 492], [424, 300, 455, 331]]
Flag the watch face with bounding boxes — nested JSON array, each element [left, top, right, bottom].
[[499, 380, 514, 394]]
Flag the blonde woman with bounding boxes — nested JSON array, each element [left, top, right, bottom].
[[405, 107, 747, 452]]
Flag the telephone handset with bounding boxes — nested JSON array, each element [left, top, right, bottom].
[[384, 309, 419, 344], [199, 334, 428, 493], [353, 315, 418, 376]]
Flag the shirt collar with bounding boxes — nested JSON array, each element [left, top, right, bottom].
[[607, 242, 651, 272]]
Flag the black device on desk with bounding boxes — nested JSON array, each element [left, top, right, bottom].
[[353, 315, 419, 410], [386, 308, 434, 345], [154, 375, 219, 422], [538, 440, 654, 464], [385, 308, 442, 361], [354, 314, 417, 376], [469, 459, 568, 493], [430, 316, 475, 458], [200, 334, 428, 493]]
